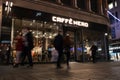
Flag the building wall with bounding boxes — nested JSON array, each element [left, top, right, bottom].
[[0, 0, 110, 62], [109, 0, 120, 39], [0, 0, 110, 42], [2, 0, 109, 26], [108, 0, 120, 61]]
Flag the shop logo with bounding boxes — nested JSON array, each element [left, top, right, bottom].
[[52, 16, 89, 27]]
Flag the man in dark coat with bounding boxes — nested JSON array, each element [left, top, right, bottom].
[[21, 27, 34, 68], [90, 43, 98, 63], [53, 30, 63, 69]]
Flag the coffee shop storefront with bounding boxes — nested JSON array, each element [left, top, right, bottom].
[[1, 6, 108, 63]]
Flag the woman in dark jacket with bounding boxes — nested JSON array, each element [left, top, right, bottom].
[[21, 28, 34, 68], [63, 34, 72, 69], [13, 34, 24, 67]]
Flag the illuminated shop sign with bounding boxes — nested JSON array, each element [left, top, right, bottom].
[[52, 16, 89, 27]]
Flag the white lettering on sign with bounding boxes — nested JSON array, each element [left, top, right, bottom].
[[52, 16, 89, 27]]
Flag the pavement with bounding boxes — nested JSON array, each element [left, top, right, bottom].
[[0, 61, 120, 80]]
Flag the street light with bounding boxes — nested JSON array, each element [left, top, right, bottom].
[[105, 33, 108, 36], [5, 1, 13, 16], [104, 33, 109, 61]]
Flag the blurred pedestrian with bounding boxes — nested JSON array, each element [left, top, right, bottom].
[[90, 42, 98, 63], [6, 44, 11, 65], [21, 27, 34, 68], [51, 47, 58, 62], [0, 43, 4, 63], [1, 44, 8, 64], [47, 44, 52, 61], [63, 34, 72, 69], [53, 30, 63, 69], [13, 34, 24, 68]]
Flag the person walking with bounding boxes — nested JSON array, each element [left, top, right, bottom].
[[6, 44, 11, 65], [53, 30, 63, 69], [0, 43, 4, 64], [21, 27, 34, 68], [13, 34, 24, 68], [51, 47, 58, 62], [63, 34, 72, 69], [90, 42, 98, 63]]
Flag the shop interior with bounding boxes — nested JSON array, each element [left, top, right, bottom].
[[1, 5, 108, 63], [12, 18, 105, 63]]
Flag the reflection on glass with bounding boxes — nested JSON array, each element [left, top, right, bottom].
[[13, 19, 61, 62]]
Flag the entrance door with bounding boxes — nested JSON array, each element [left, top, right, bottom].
[[63, 27, 83, 62], [63, 26, 78, 61]]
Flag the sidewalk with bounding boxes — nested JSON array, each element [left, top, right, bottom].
[[0, 62, 120, 80]]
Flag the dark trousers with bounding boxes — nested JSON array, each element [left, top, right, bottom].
[[21, 47, 33, 66], [64, 51, 70, 66], [6, 53, 10, 64], [92, 52, 96, 63], [56, 49, 63, 67]]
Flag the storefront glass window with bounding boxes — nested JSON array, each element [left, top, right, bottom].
[[13, 18, 62, 63], [82, 29, 104, 61]]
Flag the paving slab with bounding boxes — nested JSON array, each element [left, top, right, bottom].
[[0, 62, 120, 80]]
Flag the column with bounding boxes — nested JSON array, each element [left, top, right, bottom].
[[11, 18, 15, 48], [97, 0, 103, 15], [86, 0, 91, 11], [71, 0, 78, 8], [0, 0, 2, 41], [104, 0, 108, 16]]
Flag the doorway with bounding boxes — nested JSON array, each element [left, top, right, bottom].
[[63, 26, 83, 62]]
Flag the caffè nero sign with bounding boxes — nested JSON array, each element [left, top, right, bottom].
[[52, 16, 89, 27]]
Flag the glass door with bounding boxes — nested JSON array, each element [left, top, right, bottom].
[[63, 27, 80, 62], [63, 27, 85, 62], [13, 18, 60, 63]]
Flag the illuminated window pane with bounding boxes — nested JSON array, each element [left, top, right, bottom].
[[108, 3, 113, 10], [115, 1, 117, 7]]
